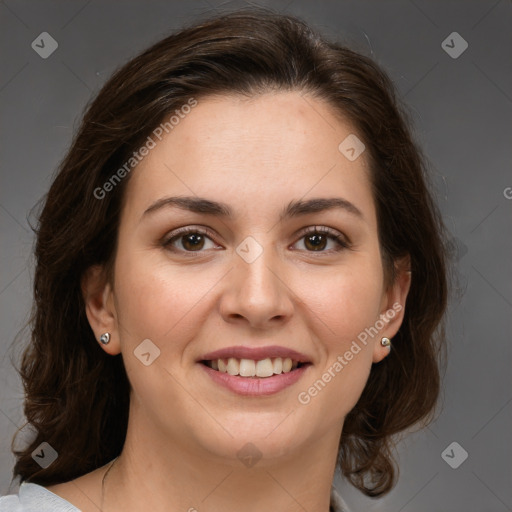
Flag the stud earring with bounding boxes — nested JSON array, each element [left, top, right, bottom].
[[381, 337, 391, 348], [100, 333, 111, 345]]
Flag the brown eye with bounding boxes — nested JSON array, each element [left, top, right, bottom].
[[293, 227, 351, 253], [163, 227, 220, 254], [304, 233, 328, 251], [181, 233, 205, 251]]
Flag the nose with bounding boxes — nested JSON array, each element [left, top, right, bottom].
[[218, 243, 294, 330]]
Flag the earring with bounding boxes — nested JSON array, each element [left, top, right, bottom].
[[100, 333, 111, 345], [381, 337, 391, 348]]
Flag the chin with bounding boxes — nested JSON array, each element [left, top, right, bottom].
[[189, 414, 311, 465]]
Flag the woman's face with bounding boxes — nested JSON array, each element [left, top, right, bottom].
[[88, 91, 409, 465]]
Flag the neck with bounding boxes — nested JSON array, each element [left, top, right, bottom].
[[102, 405, 343, 512]]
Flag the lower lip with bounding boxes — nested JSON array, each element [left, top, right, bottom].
[[199, 363, 310, 396]]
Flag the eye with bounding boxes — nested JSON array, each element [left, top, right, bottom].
[[292, 226, 351, 253], [162, 226, 221, 253], [162, 225, 351, 255]]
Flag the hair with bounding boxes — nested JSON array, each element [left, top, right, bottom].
[[10, 7, 448, 498]]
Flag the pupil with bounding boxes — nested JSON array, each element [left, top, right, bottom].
[[184, 233, 204, 250], [307, 234, 326, 251]]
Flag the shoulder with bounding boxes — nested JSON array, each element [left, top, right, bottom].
[[0, 482, 80, 511], [0, 493, 21, 511]]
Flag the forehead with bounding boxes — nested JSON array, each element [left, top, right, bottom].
[[122, 91, 375, 224]]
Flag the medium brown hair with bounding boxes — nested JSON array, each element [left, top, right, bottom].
[[11, 7, 448, 497]]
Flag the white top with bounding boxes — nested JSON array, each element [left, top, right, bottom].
[[0, 483, 80, 511], [0, 482, 350, 511]]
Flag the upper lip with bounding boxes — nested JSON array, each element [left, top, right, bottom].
[[200, 345, 312, 363]]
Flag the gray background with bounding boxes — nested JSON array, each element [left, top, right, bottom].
[[1, 1, 511, 510]]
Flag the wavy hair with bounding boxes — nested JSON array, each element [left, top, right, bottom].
[[10, 7, 448, 497]]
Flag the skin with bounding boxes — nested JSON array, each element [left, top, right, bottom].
[[47, 91, 410, 512]]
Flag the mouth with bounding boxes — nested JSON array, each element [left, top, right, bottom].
[[200, 357, 311, 378], [198, 346, 313, 395]]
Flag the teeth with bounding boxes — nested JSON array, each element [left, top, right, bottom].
[[282, 357, 293, 373], [255, 358, 274, 377], [226, 357, 239, 376], [208, 357, 300, 377], [239, 359, 256, 377]]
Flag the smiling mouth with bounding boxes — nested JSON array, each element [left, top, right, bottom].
[[200, 357, 310, 378]]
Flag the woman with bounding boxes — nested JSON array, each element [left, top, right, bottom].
[[1, 7, 447, 512]]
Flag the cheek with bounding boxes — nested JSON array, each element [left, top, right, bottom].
[[112, 253, 217, 413], [297, 261, 384, 348], [113, 251, 224, 351], [292, 262, 383, 416]]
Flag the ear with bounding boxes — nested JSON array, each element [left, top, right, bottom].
[[372, 255, 411, 363], [81, 265, 121, 355]]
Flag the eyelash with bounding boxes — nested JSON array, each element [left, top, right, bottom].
[[162, 225, 351, 256]]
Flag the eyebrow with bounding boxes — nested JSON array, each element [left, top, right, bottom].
[[142, 195, 364, 221]]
